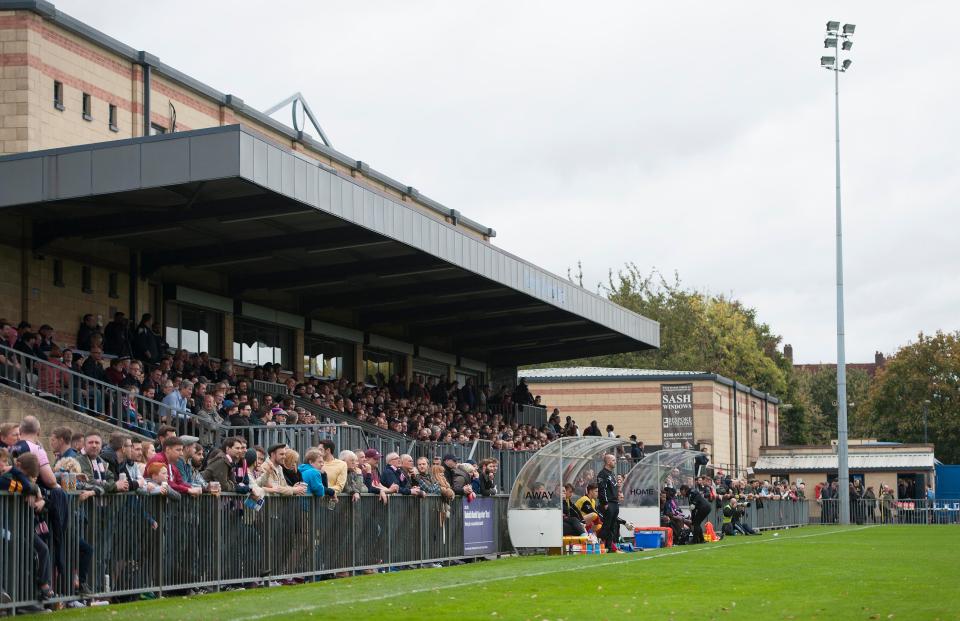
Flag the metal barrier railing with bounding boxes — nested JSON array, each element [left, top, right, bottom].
[[223, 424, 366, 457], [0, 492, 512, 611], [814, 498, 960, 525], [251, 379, 291, 396], [514, 403, 548, 427], [698, 499, 811, 536], [0, 342, 212, 439]]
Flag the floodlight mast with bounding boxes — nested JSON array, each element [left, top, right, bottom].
[[822, 21, 856, 526]]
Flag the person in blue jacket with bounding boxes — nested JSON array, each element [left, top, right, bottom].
[[297, 448, 326, 497]]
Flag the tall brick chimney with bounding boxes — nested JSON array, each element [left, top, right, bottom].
[[784, 344, 794, 363]]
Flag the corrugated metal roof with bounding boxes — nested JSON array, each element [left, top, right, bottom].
[[520, 367, 706, 379], [753, 453, 935, 472]]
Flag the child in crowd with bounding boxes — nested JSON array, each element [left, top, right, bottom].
[[0, 446, 36, 495], [141, 462, 180, 500]]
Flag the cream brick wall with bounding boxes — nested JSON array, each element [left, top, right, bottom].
[[0, 242, 21, 320], [0, 9, 488, 240], [0, 241, 152, 347]]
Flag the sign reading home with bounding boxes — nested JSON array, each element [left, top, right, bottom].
[[661, 383, 694, 449]]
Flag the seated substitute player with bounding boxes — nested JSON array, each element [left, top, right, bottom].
[[574, 483, 603, 534]]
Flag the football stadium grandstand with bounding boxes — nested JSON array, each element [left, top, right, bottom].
[[1, 2, 957, 615]]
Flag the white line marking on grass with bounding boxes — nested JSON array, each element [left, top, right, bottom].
[[232, 526, 874, 620]]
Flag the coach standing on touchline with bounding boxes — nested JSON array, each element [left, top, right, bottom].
[[596, 453, 622, 552]]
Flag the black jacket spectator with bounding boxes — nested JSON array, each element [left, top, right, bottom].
[[597, 467, 618, 509], [381, 464, 412, 494], [76, 315, 101, 351], [103, 314, 132, 357], [133, 316, 160, 363], [81, 354, 107, 382]]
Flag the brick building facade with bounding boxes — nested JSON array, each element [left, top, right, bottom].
[[520, 367, 780, 475]]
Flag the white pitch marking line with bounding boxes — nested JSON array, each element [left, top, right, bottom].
[[232, 526, 874, 620]]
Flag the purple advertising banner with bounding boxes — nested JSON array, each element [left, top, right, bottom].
[[661, 383, 695, 449], [463, 496, 495, 555]]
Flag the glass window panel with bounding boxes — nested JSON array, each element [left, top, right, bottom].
[[166, 327, 179, 349], [181, 328, 199, 353]]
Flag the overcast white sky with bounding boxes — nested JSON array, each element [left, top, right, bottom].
[[56, 1, 960, 364]]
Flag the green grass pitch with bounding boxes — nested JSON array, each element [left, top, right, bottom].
[[58, 525, 960, 620]]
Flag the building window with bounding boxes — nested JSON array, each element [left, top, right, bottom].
[[82, 93, 92, 121], [304, 336, 353, 379], [165, 302, 223, 356], [233, 319, 292, 368], [53, 81, 64, 111], [363, 349, 404, 386], [108, 104, 118, 132], [52, 259, 64, 287], [108, 272, 119, 299], [81, 265, 93, 293], [149, 123, 166, 136]]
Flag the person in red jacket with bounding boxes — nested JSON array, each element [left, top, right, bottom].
[[147, 436, 200, 497]]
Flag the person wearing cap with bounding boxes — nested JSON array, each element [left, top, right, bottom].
[[361, 448, 390, 503], [441, 454, 458, 491], [176, 436, 207, 490], [256, 444, 306, 496]]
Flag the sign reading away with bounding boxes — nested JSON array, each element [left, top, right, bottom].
[[463, 496, 496, 555], [661, 383, 694, 449]]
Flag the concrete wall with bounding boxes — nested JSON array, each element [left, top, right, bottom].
[[0, 383, 148, 457]]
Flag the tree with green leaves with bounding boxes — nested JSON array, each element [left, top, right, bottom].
[[544, 264, 789, 396], [858, 331, 960, 463], [793, 365, 872, 444]]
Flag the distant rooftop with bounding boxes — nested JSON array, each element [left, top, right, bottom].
[[521, 367, 705, 380], [519, 367, 780, 403]]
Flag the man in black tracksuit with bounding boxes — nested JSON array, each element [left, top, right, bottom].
[[681, 484, 712, 544], [596, 453, 621, 552]]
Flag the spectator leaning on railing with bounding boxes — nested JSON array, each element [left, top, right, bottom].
[[148, 436, 200, 497], [76, 432, 129, 494], [257, 444, 306, 496], [297, 448, 326, 497], [317, 439, 346, 498]]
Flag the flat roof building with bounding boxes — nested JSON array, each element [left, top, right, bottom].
[[754, 442, 936, 502], [520, 367, 780, 476]]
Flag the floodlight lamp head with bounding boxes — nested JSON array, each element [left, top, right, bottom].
[[843, 24, 856, 35], [824, 37, 837, 48], [826, 20, 840, 33], [842, 59, 853, 71], [821, 56, 836, 68], [842, 40, 853, 50]]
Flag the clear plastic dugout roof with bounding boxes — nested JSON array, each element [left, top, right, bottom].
[[507, 437, 630, 512], [620, 448, 706, 508]]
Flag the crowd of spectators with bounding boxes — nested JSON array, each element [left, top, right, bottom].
[[0, 316, 565, 453], [0, 413, 503, 609]]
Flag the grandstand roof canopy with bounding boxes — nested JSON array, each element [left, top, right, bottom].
[[0, 126, 659, 366]]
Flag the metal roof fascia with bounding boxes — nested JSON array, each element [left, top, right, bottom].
[[522, 372, 721, 384], [521, 369, 780, 403], [0, 126, 658, 348], [5, 0, 498, 239]]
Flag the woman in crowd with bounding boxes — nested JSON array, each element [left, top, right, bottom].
[[339, 450, 367, 502], [281, 448, 302, 486]]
